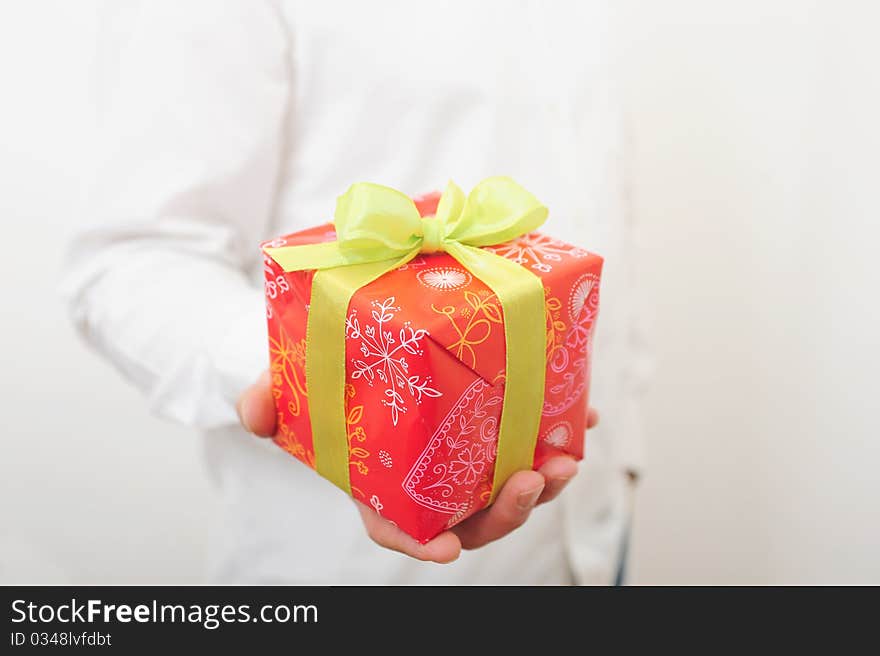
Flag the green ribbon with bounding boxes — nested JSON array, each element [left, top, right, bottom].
[[266, 177, 547, 503]]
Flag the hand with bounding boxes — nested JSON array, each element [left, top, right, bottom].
[[237, 370, 599, 564]]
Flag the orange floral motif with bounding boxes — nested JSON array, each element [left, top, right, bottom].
[[269, 325, 307, 416], [274, 419, 315, 468], [544, 292, 567, 369], [432, 290, 503, 370], [269, 324, 314, 467], [345, 383, 370, 477]]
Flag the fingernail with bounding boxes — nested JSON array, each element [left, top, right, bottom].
[[517, 484, 544, 510]]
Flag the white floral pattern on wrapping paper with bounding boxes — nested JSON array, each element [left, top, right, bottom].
[[416, 267, 472, 291], [541, 421, 573, 448], [262, 239, 291, 318], [346, 297, 442, 426], [261, 237, 289, 249], [567, 273, 599, 348], [444, 498, 474, 529], [486, 232, 588, 273], [543, 272, 600, 417], [263, 273, 290, 301], [403, 379, 503, 513]]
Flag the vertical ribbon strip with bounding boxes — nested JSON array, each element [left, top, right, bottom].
[[265, 177, 548, 503]]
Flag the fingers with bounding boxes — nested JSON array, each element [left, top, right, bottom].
[[587, 406, 600, 429], [356, 501, 462, 564], [451, 470, 545, 550], [236, 370, 277, 437], [290, 401, 593, 559], [536, 455, 578, 505]]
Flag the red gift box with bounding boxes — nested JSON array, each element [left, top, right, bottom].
[[261, 191, 602, 543]]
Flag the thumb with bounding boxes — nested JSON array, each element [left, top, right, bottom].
[[237, 370, 277, 437]]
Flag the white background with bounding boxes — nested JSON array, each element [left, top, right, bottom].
[[1, 1, 877, 584]]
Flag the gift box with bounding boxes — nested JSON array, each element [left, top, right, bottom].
[[261, 179, 602, 542]]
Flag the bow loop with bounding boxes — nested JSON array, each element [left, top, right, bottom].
[[333, 182, 423, 254], [445, 176, 548, 247]]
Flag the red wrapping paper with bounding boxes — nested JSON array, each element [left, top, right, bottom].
[[261, 193, 603, 542]]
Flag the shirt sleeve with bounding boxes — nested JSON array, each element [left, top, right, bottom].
[[61, 0, 291, 430]]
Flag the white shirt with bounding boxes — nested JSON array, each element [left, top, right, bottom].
[[64, 0, 648, 584]]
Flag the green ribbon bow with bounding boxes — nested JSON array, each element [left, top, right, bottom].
[[266, 176, 548, 503]]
